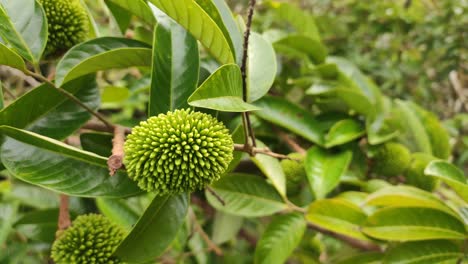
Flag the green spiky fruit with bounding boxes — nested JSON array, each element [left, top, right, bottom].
[[124, 109, 234, 194], [405, 153, 438, 191], [51, 214, 125, 264], [280, 152, 306, 195], [40, 0, 89, 56], [372, 142, 411, 177]]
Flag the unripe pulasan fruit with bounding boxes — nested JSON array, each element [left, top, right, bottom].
[[280, 152, 306, 195], [372, 142, 411, 177], [123, 109, 234, 195], [51, 214, 125, 264], [405, 153, 438, 191], [39, 0, 89, 56]]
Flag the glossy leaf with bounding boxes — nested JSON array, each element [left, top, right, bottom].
[[363, 207, 466, 241], [211, 211, 243, 244], [254, 213, 306, 264], [0, 0, 47, 63], [188, 64, 260, 112], [274, 35, 326, 64], [325, 119, 365, 148], [105, 0, 155, 26], [253, 96, 325, 145], [0, 126, 141, 198], [105, 0, 132, 34], [306, 198, 372, 242], [365, 185, 461, 220], [0, 42, 26, 71], [149, 10, 199, 116], [114, 194, 189, 262], [425, 160, 468, 202], [96, 198, 139, 229], [148, 0, 235, 64], [250, 140, 286, 197], [305, 146, 352, 199], [206, 173, 287, 217], [0, 75, 99, 139], [247, 33, 277, 102], [384, 240, 464, 264], [55, 37, 151, 86]]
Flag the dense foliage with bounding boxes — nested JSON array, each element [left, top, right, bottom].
[[0, 0, 466, 263]]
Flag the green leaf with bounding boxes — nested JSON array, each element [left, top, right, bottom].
[[149, 10, 199, 116], [336, 252, 383, 264], [80, 132, 113, 157], [0, 42, 26, 71], [96, 198, 139, 229], [425, 160, 468, 202], [14, 209, 58, 243], [247, 33, 277, 102], [211, 211, 243, 244], [0, 126, 141, 198], [274, 35, 327, 64], [27, 75, 100, 139], [325, 119, 365, 148], [101, 86, 129, 104], [0, 202, 19, 245], [305, 146, 352, 199], [206, 173, 287, 217], [0, 75, 99, 139], [384, 240, 464, 264], [113, 194, 189, 262], [363, 207, 466, 241], [105, 0, 155, 26], [306, 198, 372, 242], [273, 2, 321, 41], [55, 37, 151, 86], [104, 0, 131, 34], [2, 182, 58, 209], [365, 185, 462, 220], [0, 0, 47, 63], [253, 96, 325, 145], [148, 0, 235, 64], [394, 100, 432, 154], [250, 140, 286, 197], [0, 81, 3, 110], [255, 213, 306, 264], [188, 64, 260, 112]]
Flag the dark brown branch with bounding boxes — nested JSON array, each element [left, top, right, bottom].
[[25, 69, 114, 130], [234, 143, 291, 159], [108, 125, 126, 176], [57, 194, 71, 236], [277, 130, 306, 154], [307, 223, 382, 252]]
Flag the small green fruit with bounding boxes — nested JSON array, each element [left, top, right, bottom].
[[39, 0, 89, 56], [405, 153, 438, 191], [51, 214, 125, 264], [280, 152, 306, 195], [372, 142, 411, 177], [124, 109, 234, 195]]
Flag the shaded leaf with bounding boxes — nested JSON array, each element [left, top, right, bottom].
[[0, 126, 141, 198], [211, 211, 243, 244], [336, 252, 383, 264], [253, 96, 325, 145], [254, 213, 306, 264], [96, 198, 139, 229], [384, 240, 463, 264], [80, 132, 113, 157], [273, 2, 320, 40], [206, 173, 287, 217], [274, 35, 326, 64], [305, 146, 352, 199], [149, 10, 199, 116], [105, 0, 155, 26], [114, 194, 189, 262], [0, 42, 26, 71], [55, 37, 151, 86]]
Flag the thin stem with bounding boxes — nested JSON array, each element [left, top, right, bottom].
[[189, 208, 223, 256], [25, 69, 114, 130], [276, 129, 306, 154], [245, 112, 257, 147], [206, 186, 226, 206], [234, 144, 292, 159]]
